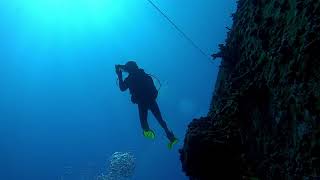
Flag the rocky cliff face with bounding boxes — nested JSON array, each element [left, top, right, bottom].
[[180, 0, 320, 179]]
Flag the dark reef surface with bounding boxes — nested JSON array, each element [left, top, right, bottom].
[[180, 0, 320, 179]]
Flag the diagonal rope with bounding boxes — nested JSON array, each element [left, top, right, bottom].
[[146, 0, 212, 60]]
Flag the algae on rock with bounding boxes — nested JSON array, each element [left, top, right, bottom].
[[180, 0, 320, 179]]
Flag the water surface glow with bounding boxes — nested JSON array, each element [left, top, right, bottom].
[[16, 0, 126, 30]]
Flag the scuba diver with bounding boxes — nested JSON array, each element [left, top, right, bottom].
[[115, 61, 178, 149]]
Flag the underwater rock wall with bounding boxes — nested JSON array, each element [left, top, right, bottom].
[[180, 0, 320, 179]]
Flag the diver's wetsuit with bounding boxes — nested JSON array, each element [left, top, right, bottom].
[[118, 69, 175, 141]]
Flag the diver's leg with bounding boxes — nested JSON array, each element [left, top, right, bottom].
[[150, 101, 176, 141], [138, 103, 149, 131]]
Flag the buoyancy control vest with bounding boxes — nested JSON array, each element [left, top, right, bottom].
[[125, 69, 158, 104]]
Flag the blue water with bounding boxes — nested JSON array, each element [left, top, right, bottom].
[[0, 1, 235, 179]]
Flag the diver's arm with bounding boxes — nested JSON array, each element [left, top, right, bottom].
[[118, 73, 128, 91]]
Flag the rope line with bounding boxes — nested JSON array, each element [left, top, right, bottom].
[[146, 0, 211, 60]]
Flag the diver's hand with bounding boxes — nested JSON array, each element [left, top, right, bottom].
[[116, 66, 122, 76], [117, 70, 122, 77]]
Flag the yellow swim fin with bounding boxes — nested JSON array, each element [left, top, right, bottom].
[[143, 130, 155, 140], [167, 138, 178, 150]]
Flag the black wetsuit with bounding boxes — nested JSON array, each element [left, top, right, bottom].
[[118, 69, 175, 141]]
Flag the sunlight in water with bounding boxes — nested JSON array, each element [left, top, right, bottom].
[[18, 0, 125, 30]]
